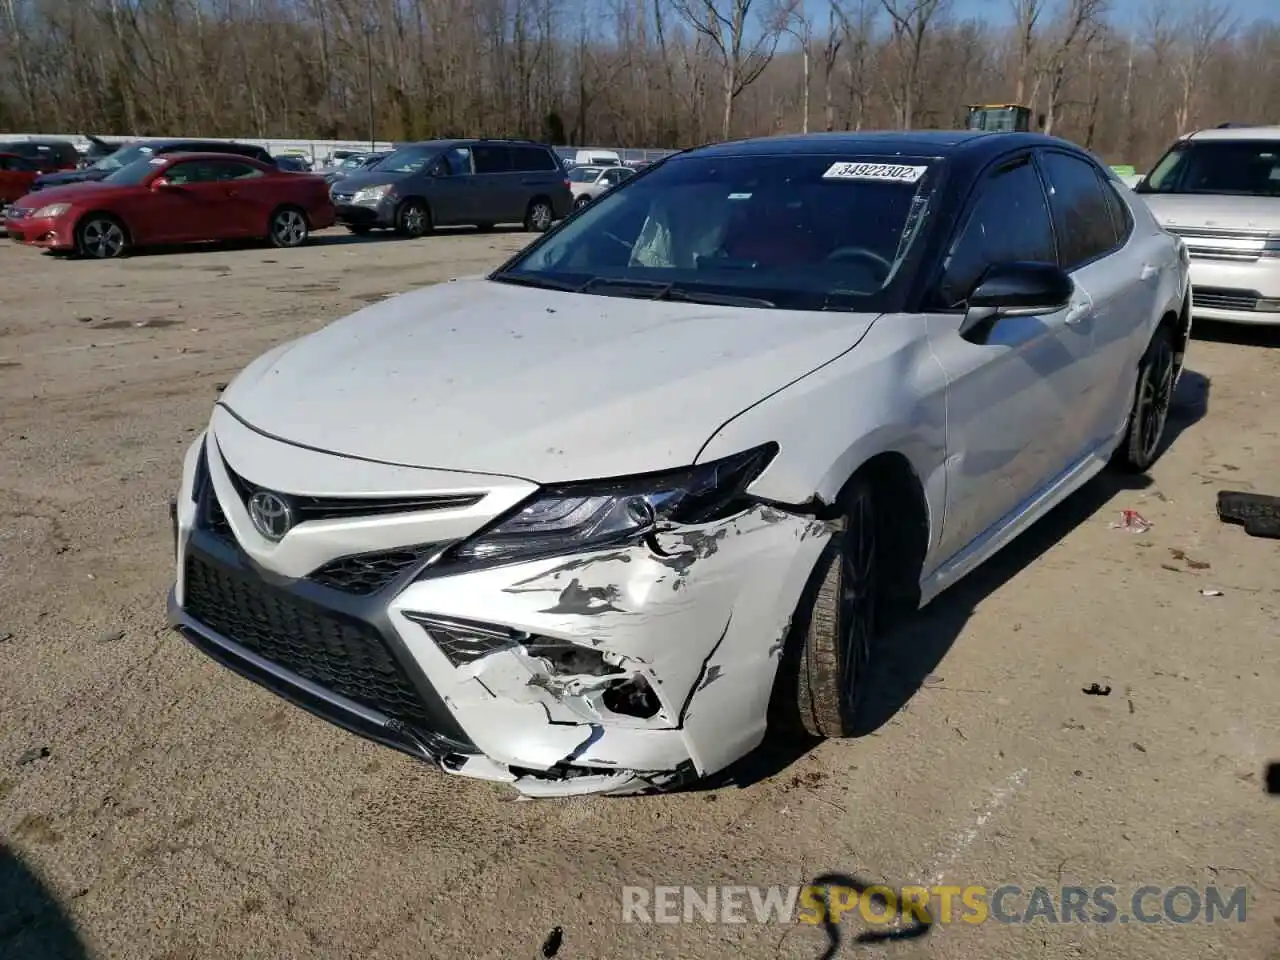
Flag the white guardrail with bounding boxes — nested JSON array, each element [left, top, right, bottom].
[[0, 134, 678, 167]]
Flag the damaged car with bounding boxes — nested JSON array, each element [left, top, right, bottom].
[[169, 131, 1191, 797]]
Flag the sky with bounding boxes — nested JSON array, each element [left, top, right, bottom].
[[945, 0, 1278, 29]]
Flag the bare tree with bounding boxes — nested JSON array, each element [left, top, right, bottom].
[[1040, 0, 1108, 136], [1009, 0, 1045, 106], [819, 0, 844, 131], [672, 0, 794, 137], [1172, 0, 1234, 134], [781, 5, 813, 133], [879, 0, 949, 128]]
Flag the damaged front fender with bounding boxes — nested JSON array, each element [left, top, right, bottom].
[[387, 502, 834, 791]]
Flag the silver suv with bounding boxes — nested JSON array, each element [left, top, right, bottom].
[[1137, 125, 1280, 325]]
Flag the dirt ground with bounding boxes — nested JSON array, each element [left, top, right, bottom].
[[1, 228, 1277, 960]]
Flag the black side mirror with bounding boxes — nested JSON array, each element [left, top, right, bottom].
[[959, 261, 1074, 341]]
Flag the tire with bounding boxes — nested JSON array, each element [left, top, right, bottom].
[[76, 214, 128, 259], [775, 475, 879, 738], [346, 225, 372, 236], [1113, 327, 1176, 473], [573, 195, 591, 211], [394, 199, 431, 238], [524, 197, 555, 233], [268, 206, 309, 248]]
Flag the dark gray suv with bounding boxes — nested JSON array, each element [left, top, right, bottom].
[[330, 139, 572, 237]]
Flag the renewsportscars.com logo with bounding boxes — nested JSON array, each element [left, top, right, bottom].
[[620, 884, 1248, 926]]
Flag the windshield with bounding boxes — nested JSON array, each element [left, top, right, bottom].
[[342, 155, 367, 169], [568, 166, 603, 183], [1139, 140, 1280, 197], [375, 147, 435, 175], [493, 154, 937, 311], [92, 143, 154, 172], [102, 156, 163, 185]]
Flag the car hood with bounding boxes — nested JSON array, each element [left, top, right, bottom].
[[33, 169, 107, 189], [330, 171, 403, 193], [1140, 193, 1280, 232], [219, 278, 878, 482], [15, 181, 114, 207]]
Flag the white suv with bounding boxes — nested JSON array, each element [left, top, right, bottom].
[[1137, 124, 1280, 325]]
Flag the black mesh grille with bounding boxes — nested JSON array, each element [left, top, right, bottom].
[[1192, 287, 1260, 311], [308, 548, 435, 595], [183, 554, 438, 732]]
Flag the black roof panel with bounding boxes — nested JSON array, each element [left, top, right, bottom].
[[685, 130, 1070, 161]]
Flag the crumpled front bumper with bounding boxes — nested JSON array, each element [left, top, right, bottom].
[[169, 435, 834, 797]]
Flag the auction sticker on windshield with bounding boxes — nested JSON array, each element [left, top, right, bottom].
[[822, 162, 927, 183]]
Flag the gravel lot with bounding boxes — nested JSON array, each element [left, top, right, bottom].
[[1, 228, 1277, 960]]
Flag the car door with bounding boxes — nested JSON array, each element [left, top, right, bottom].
[[142, 159, 243, 242], [422, 146, 475, 225], [209, 159, 274, 236], [470, 143, 517, 222], [926, 153, 1095, 562], [1038, 149, 1162, 449]]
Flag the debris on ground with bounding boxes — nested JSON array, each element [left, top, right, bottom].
[[1081, 683, 1112, 696], [1110, 509, 1152, 533], [541, 926, 564, 958], [17, 747, 50, 767], [1216, 490, 1280, 539], [97, 629, 125, 644], [1199, 588, 1224, 597], [0, 631, 12, 643], [1169, 548, 1211, 569]]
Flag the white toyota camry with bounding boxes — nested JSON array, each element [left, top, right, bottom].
[[169, 131, 1192, 797]]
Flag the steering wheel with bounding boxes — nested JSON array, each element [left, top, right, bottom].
[[824, 246, 893, 277]]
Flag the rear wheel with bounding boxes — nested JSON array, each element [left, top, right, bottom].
[[395, 199, 431, 238], [76, 215, 128, 259], [524, 197, 554, 233], [776, 475, 879, 738], [1113, 327, 1176, 473], [268, 207, 309, 248]]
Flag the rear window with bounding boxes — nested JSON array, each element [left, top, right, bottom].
[[472, 145, 511, 174], [496, 153, 938, 311], [1139, 140, 1280, 197], [511, 146, 559, 172]]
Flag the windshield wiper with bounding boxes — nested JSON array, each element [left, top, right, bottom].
[[580, 277, 776, 308], [489, 272, 583, 293]]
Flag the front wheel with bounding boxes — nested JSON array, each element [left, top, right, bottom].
[[524, 198, 554, 233], [268, 207, 309, 248], [573, 195, 591, 211], [775, 475, 880, 738], [395, 200, 431, 238], [1113, 328, 1176, 473], [76, 215, 128, 259]]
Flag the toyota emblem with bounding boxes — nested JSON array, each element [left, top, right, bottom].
[[247, 491, 294, 542]]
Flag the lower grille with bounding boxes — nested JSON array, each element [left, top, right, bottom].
[[183, 554, 439, 733], [309, 548, 436, 595], [1192, 287, 1259, 311]]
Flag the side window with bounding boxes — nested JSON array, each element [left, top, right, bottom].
[[600, 170, 622, 186], [164, 162, 223, 184], [509, 146, 558, 172], [472, 145, 511, 174], [1099, 175, 1134, 246], [1038, 152, 1119, 269], [213, 161, 264, 181], [937, 157, 1057, 308]]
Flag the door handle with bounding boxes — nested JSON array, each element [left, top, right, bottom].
[[1140, 263, 1159, 281], [1064, 299, 1091, 326], [226, 189, 238, 198]]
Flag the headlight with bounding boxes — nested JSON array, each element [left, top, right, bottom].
[[352, 185, 392, 204], [444, 444, 778, 568], [32, 203, 70, 218]]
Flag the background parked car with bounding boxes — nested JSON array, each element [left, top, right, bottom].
[[0, 153, 39, 213], [4, 152, 334, 258], [1136, 123, 1280, 326], [79, 135, 124, 168], [323, 152, 388, 185], [274, 155, 313, 173], [568, 164, 635, 209], [30, 139, 276, 192], [0, 139, 80, 174], [330, 138, 571, 236]]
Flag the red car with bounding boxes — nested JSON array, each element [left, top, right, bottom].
[[0, 153, 39, 209], [4, 152, 336, 258]]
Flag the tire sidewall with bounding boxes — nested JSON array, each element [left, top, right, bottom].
[[77, 216, 126, 259], [526, 198, 554, 232], [269, 208, 308, 248], [396, 200, 430, 238], [1120, 329, 1176, 472]]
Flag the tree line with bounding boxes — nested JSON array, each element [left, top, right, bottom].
[[1, 0, 1277, 169]]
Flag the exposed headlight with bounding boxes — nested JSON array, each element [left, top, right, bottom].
[[352, 184, 392, 204], [32, 203, 71, 218], [444, 444, 778, 568]]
